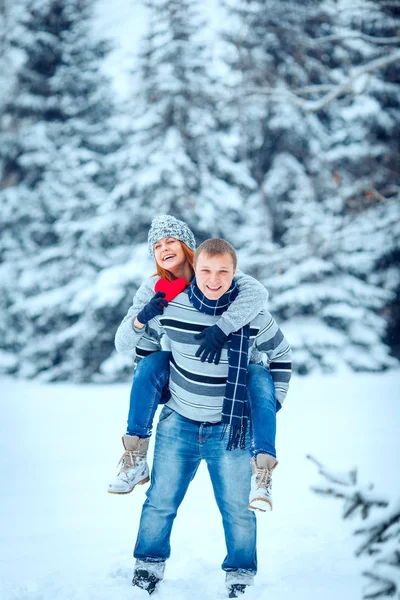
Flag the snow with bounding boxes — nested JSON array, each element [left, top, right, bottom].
[[1, 369, 399, 599]]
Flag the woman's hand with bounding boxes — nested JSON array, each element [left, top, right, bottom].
[[136, 292, 168, 326], [195, 325, 228, 365]]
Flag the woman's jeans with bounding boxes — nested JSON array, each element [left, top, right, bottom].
[[134, 405, 257, 582], [127, 352, 278, 458]]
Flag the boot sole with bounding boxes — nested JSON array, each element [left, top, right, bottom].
[[248, 497, 272, 512], [108, 476, 150, 495]]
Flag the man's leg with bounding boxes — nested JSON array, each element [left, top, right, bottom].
[[133, 407, 201, 582], [127, 351, 172, 437], [203, 424, 257, 590]]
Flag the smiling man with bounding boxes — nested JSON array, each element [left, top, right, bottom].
[[129, 238, 292, 598], [195, 245, 236, 299]]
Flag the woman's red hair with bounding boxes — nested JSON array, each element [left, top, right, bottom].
[[152, 242, 195, 282]]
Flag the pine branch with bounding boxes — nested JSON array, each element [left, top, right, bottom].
[[308, 456, 400, 599], [307, 454, 387, 520], [355, 507, 400, 557], [362, 571, 397, 599]]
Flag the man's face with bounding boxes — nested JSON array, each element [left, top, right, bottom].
[[194, 252, 236, 300]]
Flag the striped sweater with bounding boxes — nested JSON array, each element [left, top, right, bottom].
[[116, 290, 292, 424]]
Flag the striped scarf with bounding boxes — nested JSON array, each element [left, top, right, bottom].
[[188, 279, 250, 450]]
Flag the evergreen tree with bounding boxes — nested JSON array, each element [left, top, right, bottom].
[[110, 0, 255, 244], [0, 0, 121, 380], [93, 0, 258, 382], [223, 0, 400, 372]]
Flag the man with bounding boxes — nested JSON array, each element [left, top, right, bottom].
[[125, 239, 291, 597]]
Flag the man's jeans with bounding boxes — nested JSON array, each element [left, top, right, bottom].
[[127, 351, 277, 458], [134, 405, 257, 582]]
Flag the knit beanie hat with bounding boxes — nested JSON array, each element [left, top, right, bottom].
[[148, 214, 196, 256]]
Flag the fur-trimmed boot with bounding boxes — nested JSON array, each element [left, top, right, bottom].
[[132, 560, 164, 595], [107, 435, 150, 494], [132, 568, 161, 595], [228, 583, 247, 598], [248, 453, 278, 512]]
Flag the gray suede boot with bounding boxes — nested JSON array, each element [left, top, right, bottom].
[[108, 435, 150, 494], [248, 453, 278, 512]]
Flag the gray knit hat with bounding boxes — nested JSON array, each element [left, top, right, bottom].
[[148, 214, 196, 256]]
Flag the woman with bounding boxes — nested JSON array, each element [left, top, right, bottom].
[[108, 215, 279, 512]]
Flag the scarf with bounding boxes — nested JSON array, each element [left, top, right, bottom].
[[188, 279, 250, 450]]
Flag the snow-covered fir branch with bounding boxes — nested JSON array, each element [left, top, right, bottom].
[[308, 455, 400, 598]]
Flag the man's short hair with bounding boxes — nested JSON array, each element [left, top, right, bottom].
[[194, 238, 237, 270]]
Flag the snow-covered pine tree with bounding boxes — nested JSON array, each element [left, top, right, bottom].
[[222, 0, 335, 242], [308, 455, 400, 599], [93, 0, 259, 381], [110, 0, 255, 244], [0, 0, 122, 381], [222, 0, 400, 372], [322, 0, 400, 365], [0, 0, 22, 173]]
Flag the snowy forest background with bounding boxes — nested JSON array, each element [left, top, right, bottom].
[[0, 0, 399, 383]]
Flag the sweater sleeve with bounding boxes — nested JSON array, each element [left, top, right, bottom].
[[216, 269, 269, 336], [254, 312, 292, 407], [114, 277, 159, 353]]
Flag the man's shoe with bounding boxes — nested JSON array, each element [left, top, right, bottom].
[[108, 435, 150, 494], [248, 454, 278, 512], [228, 583, 247, 598], [132, 568, 160, 595]]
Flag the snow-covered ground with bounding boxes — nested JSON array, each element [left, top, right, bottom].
[[1, 369, 399, 599]]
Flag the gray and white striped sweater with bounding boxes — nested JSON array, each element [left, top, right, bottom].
[[116, 290, 292, 424]]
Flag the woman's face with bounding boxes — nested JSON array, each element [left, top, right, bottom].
[[153, 237, 187, 275]]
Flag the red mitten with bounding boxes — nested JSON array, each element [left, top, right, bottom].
[[154, 278, 187, 302]]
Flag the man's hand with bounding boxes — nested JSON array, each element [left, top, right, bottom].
[[195, 325, 228, 365], [136, 292, 168, 325]]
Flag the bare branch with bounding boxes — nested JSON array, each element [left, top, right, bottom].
[[242, 49, 400, 113], [307, 454, 357, 485], [312, 33, 400, 46]]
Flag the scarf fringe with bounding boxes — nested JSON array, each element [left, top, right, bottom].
[[221, 423, 247, 451]]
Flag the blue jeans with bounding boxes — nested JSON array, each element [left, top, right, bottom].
[[134, 405, 257, 582], [127, 351, 172, 438], [247, 363, 277, 459], [127, 352, 277, 459]]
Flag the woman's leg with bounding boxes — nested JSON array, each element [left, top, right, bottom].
[[247, 364, 278, 512], [126, 351, 171, 437], [247, 363, 277, 459], [108, 351, 171, 495]]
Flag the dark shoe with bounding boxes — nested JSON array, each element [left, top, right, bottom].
[[132, 568, 160, 595], [228, 583, 247, 598]]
